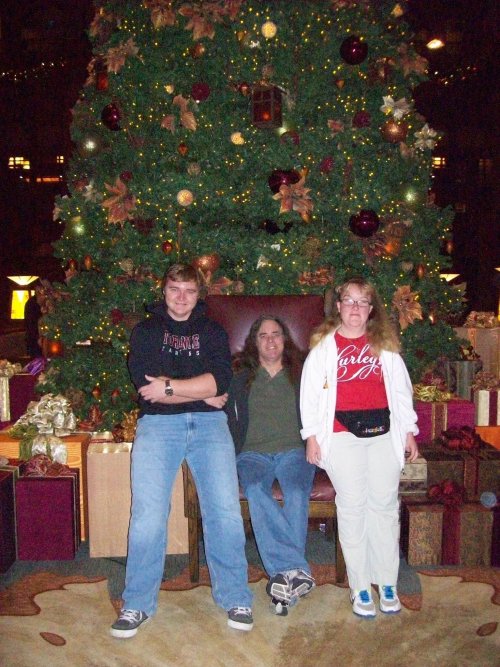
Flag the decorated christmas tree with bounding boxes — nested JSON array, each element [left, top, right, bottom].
[[39, 0, 463, 430]]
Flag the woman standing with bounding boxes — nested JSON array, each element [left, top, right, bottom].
[[300, 277, 419, 618]]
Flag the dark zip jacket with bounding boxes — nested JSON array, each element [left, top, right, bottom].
[[226, 368, 303, 455], [128, 300, 232, 416]]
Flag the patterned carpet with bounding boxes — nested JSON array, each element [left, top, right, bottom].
[[0, 565, 498, 667]]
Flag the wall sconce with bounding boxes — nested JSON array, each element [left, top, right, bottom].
[[7, 276, 39, 320], [439, 272, 460, 282]]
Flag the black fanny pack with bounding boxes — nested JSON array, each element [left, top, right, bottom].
[[335, 407, 390, 438]]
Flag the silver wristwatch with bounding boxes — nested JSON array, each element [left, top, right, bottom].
[[164, 379, 174, 397]]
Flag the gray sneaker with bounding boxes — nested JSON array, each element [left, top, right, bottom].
[[289, 570, 316, 600], [227, 606, 253, 631], [110, 609, 149, 638], [266, 573, 291, 603]]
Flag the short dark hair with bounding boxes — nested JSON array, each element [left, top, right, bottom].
[[161, 263, 201, 291], [236, 314, 304, 387]]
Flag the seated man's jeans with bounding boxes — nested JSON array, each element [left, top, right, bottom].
[[123, 412, 252, 616], [237, 448, 316, 578]]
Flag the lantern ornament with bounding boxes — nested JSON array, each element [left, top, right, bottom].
[[251, 85, 282, 129]]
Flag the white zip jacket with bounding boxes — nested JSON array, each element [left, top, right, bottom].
[[300, 328, 419, 470]]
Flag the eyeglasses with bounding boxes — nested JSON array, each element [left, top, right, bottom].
[[340, 297, 371, 308]]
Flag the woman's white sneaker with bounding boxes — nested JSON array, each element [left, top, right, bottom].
[[379, 585, 401, 613], [350, 589, 376, 618]]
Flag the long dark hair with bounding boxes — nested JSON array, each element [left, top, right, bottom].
[[235, 314, 304, 387]]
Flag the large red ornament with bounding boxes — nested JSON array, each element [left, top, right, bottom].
[[191, 82, 211, 102], [349, 209, 380, 238], [101, 102, 121, 131], [340, 36, 368, 65], [162, 240, 174, 254], [268, 169, 301, 194]]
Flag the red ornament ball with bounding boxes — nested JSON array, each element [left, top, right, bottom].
[[101, 102, 121, 131], [340, 36, 368, 65], [67, 258, 78, 271], [352, 111, 371, 128], [190, 43, 206, 59], [349, 209, 380, 238], [83, 255, 93, 270], [120, 171, 133, 182], [48, 340, 63, 357], [91, 385, 102, 400], [162, 240, 174, 255], [319, 156, 334, 174], [268, 169, 301, 194], [177, 142, 189, 156], [191, 82, 211, 102]]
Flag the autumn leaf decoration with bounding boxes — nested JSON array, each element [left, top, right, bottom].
[[272, 177, 313, 221], [161, 94, 197, 132], [392, 285, 423, 330], [102, 176, 136, 225], [105, 38, 140, 74], [144, 0, 176, 30]]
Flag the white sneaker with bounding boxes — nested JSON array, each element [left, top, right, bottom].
[[350, 589, 376, 618], [379, 585, 401, 614]]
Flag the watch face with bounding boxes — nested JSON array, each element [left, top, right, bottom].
[[165, 381, 173, 396]]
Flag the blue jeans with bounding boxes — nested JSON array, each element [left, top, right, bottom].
[[236, 449, 316, 578], [123, 412, 252, 615]]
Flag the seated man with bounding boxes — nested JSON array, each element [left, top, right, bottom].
[[226, 315, 316, 615]]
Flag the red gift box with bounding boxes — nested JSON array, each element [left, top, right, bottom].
[[441, 503, 493, 566], [0, 470, 16, 572], [415, 399, 475, 445], [15, 469, 81, 560]]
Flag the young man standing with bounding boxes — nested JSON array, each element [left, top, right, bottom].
[[110, 263, 253, 638]]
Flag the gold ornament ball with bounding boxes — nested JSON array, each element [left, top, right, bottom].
[[176, 189, 194, 207], [334, 79, 345, 89], [164, 84, 174, 94], [231, 132, 245, 145], [380, 119, 408, 143], [192, 253, 221, 274], [261, 21, 277, 39]]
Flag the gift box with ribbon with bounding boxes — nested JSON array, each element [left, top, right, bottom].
[[414, 392, 475, 445], [428, 479, 493, 566], [15, 459, 81, 560]]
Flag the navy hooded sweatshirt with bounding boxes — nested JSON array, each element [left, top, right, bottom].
[[128, 300, 232, 416]]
